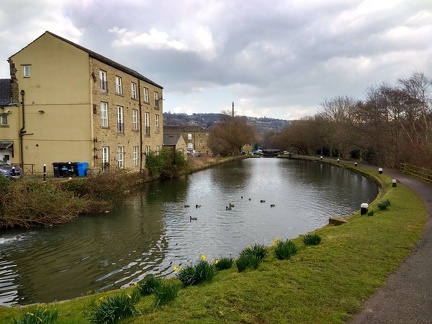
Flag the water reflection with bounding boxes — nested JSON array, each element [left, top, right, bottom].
[[0, 158, 378, 306]]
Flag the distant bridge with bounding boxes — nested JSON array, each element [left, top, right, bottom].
[[262, 149, 280, 157]]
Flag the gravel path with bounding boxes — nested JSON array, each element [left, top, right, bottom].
[[349, 167, 432, 324]]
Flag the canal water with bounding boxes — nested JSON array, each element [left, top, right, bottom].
[[0, 158, 378, 306]]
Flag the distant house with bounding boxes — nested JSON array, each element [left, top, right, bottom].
[[3, 31, 163, 174], [163, 134, 187, 158], [164, 125, 211, 156], [0, 78, 19, 163]]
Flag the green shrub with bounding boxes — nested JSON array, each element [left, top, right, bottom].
[[378, 199, 391, 210], [13, 306, 58, 324], [215, 257, 234, 271], [146, 148, 188, 178], [176, 260, 216, 286], [274, 240, 298, 260], [90, 289, 140, 324], [367, 210, 375, 216], [153, 282, 179, 307], [236, 253, 252, 272], [302, 234, 322, 246], [137, 276, 162, 296], [240, 244, 267, 260], [236, 244, 267, 272]]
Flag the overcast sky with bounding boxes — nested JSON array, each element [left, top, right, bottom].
[[1, 0, 431, 120]]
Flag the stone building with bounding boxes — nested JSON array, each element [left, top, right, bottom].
[[163, 125, 210, 156], [2, 31, 163, 175]]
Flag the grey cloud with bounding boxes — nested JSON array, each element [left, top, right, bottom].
[[0, 0, 431, 119]]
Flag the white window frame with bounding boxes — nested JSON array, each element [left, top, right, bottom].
[[155, 114, 159, 132], [1, 114, 8, 125], [132, 109, 138, 131], [145, 112, 150, 135], [156, 145, 160, 156], [117, 146, 124, 168], [143, 88, 149, 103], [99, 70, 107, 91], [117, 106, 124, 134], [131, 82, 137, 99], [145, 146, 150, 156], [23, 65, 30, 78], [133, 146, 139, 167], [115, 76, 123, 94], [101, 101, 108, 127], [154, 92, 159, 108], [102, 146, 109, 169]]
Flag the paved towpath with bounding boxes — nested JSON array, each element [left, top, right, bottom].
[[349, 166, 432, 324]]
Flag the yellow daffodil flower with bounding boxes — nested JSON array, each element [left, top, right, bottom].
[[173, 266, 179, 271], [127, 294, 132, 299], [214, 259, 219, 265], [200, 254, 206, 261]]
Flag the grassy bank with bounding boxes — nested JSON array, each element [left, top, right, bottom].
[[0, 165, 426, 323]]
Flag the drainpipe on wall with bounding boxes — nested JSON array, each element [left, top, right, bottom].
[[19, 90, 26, 172]]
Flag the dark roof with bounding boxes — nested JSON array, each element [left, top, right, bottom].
[[9, 31, 163, 89], [163, 134, 182, 146], [0, 79, 12, 106]]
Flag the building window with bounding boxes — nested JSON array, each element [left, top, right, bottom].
[[155, 114, 159, 132], [133, 146, 139, 167], [156, 145, 160, 156], [100, 70, 107, 91], [154, 92, 159, 109], [101, 102, 108, 127], [143, 88, 149, 103], [23, 65, 30, 78], [132, 109, 138, 131], [145, 145, 150, 156], [1, 114, 8, 125], [115, 76, 123, 94], [145, 112, 150, 136], [117, 146, 124, 168], [131, 82, 137, 99], [187, 133, 192, 141], [117, 106, 124, 134], [102, 146, 109, 170]]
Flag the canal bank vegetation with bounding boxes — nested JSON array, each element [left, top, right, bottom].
[[0, 166, 426, 323], [0, 154, 243, 229]]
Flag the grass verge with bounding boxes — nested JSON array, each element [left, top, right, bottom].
[[0, 167, 426, 323]]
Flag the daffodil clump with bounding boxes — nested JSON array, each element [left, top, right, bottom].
[[236, 244, 267, 272], [136, 275, 162, 296], [90, 289, 140, 324], [214, 257, 234, 271], [302, 233, 322, 246], [176, 255, 217, 286], [274, 239, 298, 260], [13, 306, 58, 324]]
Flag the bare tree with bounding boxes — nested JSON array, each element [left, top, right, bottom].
[[208, 115, 257, 156], [318, 95, 357, 158]]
